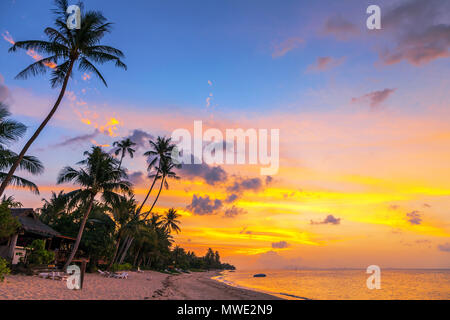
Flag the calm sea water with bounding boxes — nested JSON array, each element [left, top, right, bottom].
[[214, 269, 450, 300]]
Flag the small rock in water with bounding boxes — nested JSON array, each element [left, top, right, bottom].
[[253, 273, 266, 277]]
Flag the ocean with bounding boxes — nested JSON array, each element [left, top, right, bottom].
[[214, 269, 450, 300]]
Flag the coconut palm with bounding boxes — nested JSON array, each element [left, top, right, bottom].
[[57, 146, 132, 270], [136, 137, 175, 215], [113, 138, 136, 170], [0, 103, 43, 194], [107, 195, 137, 269], [162, 208, 181, 234], [0, 0, 127, 197], [39, 190, 70, 225], [142, 158, 180, 220]]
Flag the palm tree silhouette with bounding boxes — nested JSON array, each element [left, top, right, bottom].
[[107, 195, 137, 269], [0, 103, 43, 194], [142, 158, 180, 220], [113, 138, 136, 170], [162, 208, 181, 234], [136, 137, 176, 215], [0, 0, 126, 197], [57, 146, 131, 269]]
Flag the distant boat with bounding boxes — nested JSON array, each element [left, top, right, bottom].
[[253, 273, 266, 277]]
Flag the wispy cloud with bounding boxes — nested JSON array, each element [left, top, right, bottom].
[[2, 30, 57, 69], [306, 56, 345, 72], [272, 37, 304, 58], [323, 15, 358, 40], [351, 88, 397, 109]]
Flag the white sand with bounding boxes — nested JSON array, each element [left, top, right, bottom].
[[0, 271, 281, 300]]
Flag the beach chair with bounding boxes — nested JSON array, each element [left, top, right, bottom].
[[98, 269, 111, 277], [114, 272, 128, 279]]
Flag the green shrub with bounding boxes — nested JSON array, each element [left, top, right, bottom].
[[26, 240, 55, 266], [0, 257, 10, 282], [111, 263, 133, 272]]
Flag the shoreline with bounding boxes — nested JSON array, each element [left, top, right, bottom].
[[0, 270, 283, 300]]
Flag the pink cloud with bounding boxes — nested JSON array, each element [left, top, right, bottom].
[[272, 37, 304, 58], [351, 88, 397, 109], [306, 56, 345, 72]]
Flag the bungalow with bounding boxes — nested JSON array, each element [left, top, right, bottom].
[[0, 208, 75, 265]]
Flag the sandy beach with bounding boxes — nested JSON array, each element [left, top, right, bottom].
[[0, 271, 281, 300]]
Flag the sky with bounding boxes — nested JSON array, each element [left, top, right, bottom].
[[0, 0, 449, 269]]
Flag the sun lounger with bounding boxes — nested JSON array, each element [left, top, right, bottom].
[[114, 272, 128, 279], [38, 272, 68, 281], [98, 269, 112, 277]]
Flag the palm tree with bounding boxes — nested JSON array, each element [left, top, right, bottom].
[[57, 146, 132, 270], [39, 190, 69, 225], [0, 0, 127, 197], [107, 195, 137, 269], [136, 137, 175, 215], [162, 208, 181, 234], [113, 138, 136, 170], [1, 195, 23, 208], [0, 103, 43, 194], [142, 158, 180, 220]]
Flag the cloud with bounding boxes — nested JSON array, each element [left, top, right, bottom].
[[306, 56, 345, 72], [128, 171, 146, 185], [271, 241, 289, 249], [323, 15, 358, 39], [437, 243, 450, 252], [380, 0, 450, 66], [225, 193, 239, 203], [272, 37, 304, 58], [223, 206, 246, 218], [125, 129, 154, 151], [180, 160, 228, 186], [227, 177, 263, 193], [406, 211, 422, 225], [51, 130, 100, 148], [0, 74, 10, 102], [311, 214, 341, 225], [351, 88, 397, 109], [186, 194, 223, 215]]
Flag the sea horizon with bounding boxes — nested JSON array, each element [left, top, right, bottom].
[[215, 269, 450, 300]]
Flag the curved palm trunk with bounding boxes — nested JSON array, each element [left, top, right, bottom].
[[63, 194, 95, 271], [0, 59, 75, 197], [107, 234, 121, 270], [117, 152, 124, 171], [143, 175, 165, 220], [119, 175, 166, 264], [118, 237, 133, 264], [136, 163, 161, 215]]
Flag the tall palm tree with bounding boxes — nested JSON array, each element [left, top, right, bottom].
[[0, 0, 127, 197], [0, 103, 43, 194], [113, 138, 136, 170], [57, 146, 132, 270], [142, 158, 180, 220], [136, 137, 175, 215], [162, 208, 181, 234]]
